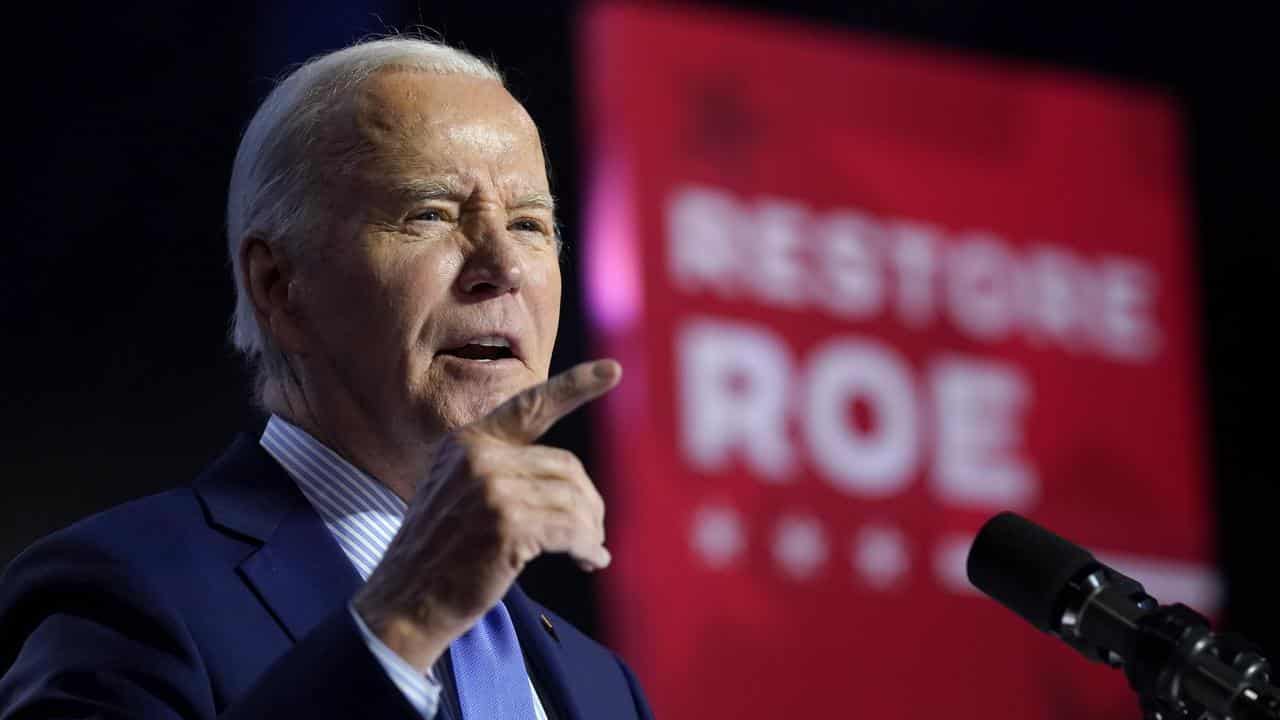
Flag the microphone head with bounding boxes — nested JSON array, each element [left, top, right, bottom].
[[966, 512, 1099, 632]]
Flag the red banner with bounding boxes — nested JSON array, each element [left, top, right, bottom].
[[580, 4, 1214, 718]]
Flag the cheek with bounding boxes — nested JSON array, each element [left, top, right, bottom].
[[525, 258, 562, 367], [396, 251, 464, 347], [298, 260, 383, 344], [306, 243, 458, 356], [525, 260, 562, 305]]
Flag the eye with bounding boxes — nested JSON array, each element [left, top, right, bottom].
[[410, 207, 453, 223], [509, 218, 549, 235]]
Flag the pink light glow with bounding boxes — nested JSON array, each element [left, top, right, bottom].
[[583, 150, 643, 334]]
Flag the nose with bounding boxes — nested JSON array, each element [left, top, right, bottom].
[[455, 223, 525, 299]]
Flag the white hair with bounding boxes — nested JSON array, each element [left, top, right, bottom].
[[225, 37, 504, 403]]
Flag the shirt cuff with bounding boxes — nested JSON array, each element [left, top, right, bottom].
[[349, 603, 442, 718]]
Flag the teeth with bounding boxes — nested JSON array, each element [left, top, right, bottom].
[[470, 336, 509, 347]]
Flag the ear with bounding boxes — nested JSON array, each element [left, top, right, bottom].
[[240, 237, 309, 356]]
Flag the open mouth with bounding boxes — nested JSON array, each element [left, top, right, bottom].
[[437, 337, 517, 362]]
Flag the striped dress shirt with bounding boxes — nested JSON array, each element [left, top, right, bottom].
[[260, 414, 548, 720]]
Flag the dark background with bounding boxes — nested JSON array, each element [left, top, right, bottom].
[[4, 0, 1276, 676]]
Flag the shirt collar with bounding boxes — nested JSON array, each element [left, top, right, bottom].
[[259, 414, 407, 580]]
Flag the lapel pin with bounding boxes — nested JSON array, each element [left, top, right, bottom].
[[539, 613, 559, 642]]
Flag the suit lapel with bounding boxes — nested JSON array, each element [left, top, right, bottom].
[[237, 504, 363, 642], [195, 435, 597, 716], [194, 434, 362, 642], [505, 584, 585, 720]]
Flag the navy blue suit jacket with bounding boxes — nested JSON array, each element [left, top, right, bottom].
[[0, 435, 653, 719]]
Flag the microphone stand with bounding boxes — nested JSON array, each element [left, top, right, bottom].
[[1127, 603, 1280, 720], [1055, 566, 1280, 720], [968, 512, 1280, 720]]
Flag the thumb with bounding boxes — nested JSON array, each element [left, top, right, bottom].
[[476, 359, 622, 445]]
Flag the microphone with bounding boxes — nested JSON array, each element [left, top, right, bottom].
[[967, 511, 1280, 720]]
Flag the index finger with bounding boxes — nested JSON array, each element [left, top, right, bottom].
[[476, 359, 622, 445]]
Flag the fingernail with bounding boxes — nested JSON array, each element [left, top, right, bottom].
[[593, 359, 620, 380], [598, 547, 613, 567]]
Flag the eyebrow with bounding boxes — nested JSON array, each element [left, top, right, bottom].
[[393, 179, 556, 215], [394, 178, 463, 201], [511, 191, 557, 213]]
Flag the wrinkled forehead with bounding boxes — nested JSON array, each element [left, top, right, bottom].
[[336, 67, 549, 191]]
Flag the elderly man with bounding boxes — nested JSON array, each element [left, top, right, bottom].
[[0, 37, 651, 720]]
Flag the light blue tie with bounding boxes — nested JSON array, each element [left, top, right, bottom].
[[451, 601, 537, 719]]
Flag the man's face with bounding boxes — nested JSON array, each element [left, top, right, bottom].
[[289, 69, 561, 437]]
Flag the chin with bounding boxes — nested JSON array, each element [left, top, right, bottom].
[[424, 386, 517, 432], [419, 359, 545, 431]]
